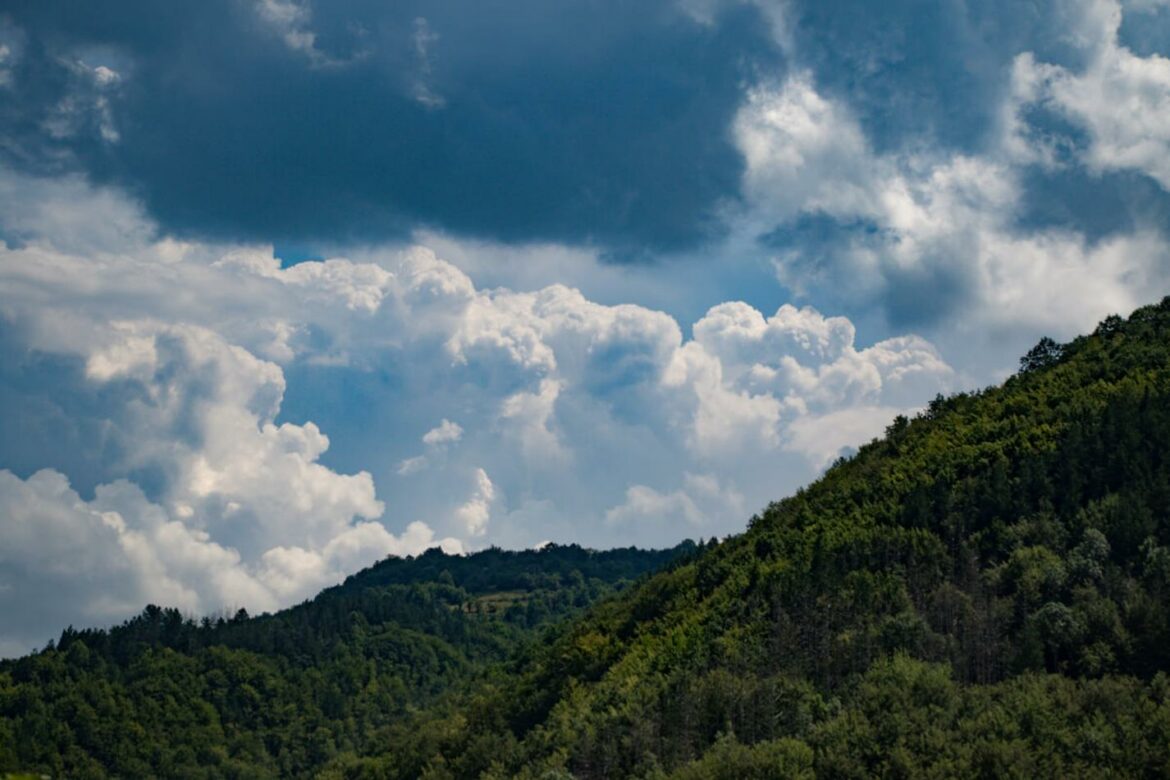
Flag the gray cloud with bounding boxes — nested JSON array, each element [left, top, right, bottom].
[[0, 0, 781, 255]]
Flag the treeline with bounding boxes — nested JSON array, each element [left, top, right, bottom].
[[0, 543, 689, 778]]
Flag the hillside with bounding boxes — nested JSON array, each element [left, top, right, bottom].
[[0, 543, 690, 777], [330, 297, 1170, 778], [5, 297, 1170, 779]]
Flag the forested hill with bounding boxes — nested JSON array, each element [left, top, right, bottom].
[[331, 297, 1170, 779], [6, 298, 1170, 780], [0, 542, 691, 777]]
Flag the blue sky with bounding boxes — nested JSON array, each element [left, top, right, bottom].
[[1, 0, 1169, 654]]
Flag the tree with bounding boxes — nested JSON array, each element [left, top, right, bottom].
[[1019, 337, 1064, 372]]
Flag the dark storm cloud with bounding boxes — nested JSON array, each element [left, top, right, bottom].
[[0, 326, 133, 499], [0, 0, 781, 254], [761, 213, 972, 330], [1018, 167, 1170, 243], [782, 0, 1100, 153], [0, 322, 203, 504], [3, 0, 1166, 274], [1001, 103, 1170, 242]]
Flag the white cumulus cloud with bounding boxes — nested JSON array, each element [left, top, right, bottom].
[[0, 167, 957, 654], [422, 418, 463, 446]]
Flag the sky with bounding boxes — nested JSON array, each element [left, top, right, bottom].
[[1, 0, 1169, 655]]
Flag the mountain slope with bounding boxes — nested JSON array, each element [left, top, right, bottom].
[[5, 297, 1170, 779], [0, 543, 690, 778], [341, 297, 1170, 779]]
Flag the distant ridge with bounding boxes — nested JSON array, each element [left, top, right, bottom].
[[0, 542, 691, 777]]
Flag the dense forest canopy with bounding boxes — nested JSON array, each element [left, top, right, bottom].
[[0, 543, 690, 777], [5, 296, 1170, 778]]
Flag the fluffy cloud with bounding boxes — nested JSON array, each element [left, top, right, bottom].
[[1013, 1, 1170, 188], [499, 379, 568, 464], [0, 465, 442, 656], [660, 301, 954, 461], [0, 313, 464, 650], [0, 226, 476, 652], [693, 302, 952, 410], [0, 469, 266, 636], [453, 468, 496, 537], [0, 169, 960, 653], [663, 341, 785, 456], [605, 472, 744, 531], [735, 73, 876, 224], [422, 419, 463, 446], [736, 46, 1170, 348]]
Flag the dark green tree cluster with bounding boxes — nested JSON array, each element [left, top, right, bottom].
[[0, 544, 688, 778]]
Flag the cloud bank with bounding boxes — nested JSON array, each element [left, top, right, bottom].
[[2, 0, 1170, 656], [0, 169, 957, 653]]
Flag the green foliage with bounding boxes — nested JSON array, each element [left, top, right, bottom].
[[0, 543, 688, 778], [661, 733, 814, 780]]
